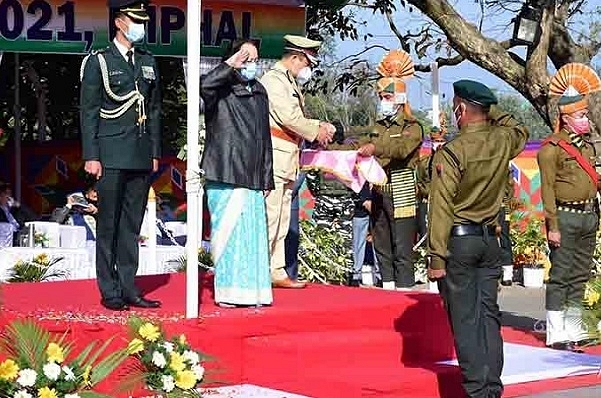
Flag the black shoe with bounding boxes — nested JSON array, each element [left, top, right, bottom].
[[125, 296, 162, 308], [501, 280, 512, 286], [101, 299, 130, 311], [548, 342, 583, 353], [349, 280, 361, 287]]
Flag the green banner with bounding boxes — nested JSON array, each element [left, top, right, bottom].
[[0, 0, 306, 58]]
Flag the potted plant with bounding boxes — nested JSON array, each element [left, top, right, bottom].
[[510, 211, 548, 288]]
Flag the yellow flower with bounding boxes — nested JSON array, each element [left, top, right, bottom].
[[169, 352, 186, 372], [46, 343, 64, 363], [585, 287, 600, 307], [138, 323, 161, 342], [175, 370, 197, 390], [179, 334, 187, 345], [82, 365, 92, 384], [0, 359, 19, 380], [127, 338, 145, 355], [37, 387, 58, 398], [34, 253, 48, 264]]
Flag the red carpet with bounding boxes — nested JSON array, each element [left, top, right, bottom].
[[1, 273, 599, 397]]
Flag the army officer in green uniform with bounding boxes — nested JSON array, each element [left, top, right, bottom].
[[427, 81, 528, 398], [80, 0, 162, 311]]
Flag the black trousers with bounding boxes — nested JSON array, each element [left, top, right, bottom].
[[96, 168, 150, 301], [371, 190, 416, 287], [547, 210, 598, 311], [438, 232, 504, 398], [417, 200, 428, 240], [497, 207, 513, 267]]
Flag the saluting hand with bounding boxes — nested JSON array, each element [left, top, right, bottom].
[[225, 48, 250, 69], [547, 230, 561, 247]]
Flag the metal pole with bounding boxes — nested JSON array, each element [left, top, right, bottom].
[[185, 0, 202, 318], [431, 61, 440, 129], [14, 53, 22, 202]]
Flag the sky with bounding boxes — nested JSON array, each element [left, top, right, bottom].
[[333, 1, 600, 111]]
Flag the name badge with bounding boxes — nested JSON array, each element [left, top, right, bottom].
[[109, 70, 124, 76], [142, 66, 156, 80]]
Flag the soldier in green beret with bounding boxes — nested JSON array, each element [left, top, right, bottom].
[[80, 0, 162, 311], [427, 80, 528, 398]]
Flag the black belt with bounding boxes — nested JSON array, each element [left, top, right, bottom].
[[451, 224, 496, 237], [556, 201, 597, 212]]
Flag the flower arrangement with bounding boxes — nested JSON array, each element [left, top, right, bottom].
[[0, 319, 127, 398], [8, 254, 67, 283], [414, 246, 428, 284], [125, 317, 206, 397], [34, 232, 49, 248], [509, 211, 548, 269]]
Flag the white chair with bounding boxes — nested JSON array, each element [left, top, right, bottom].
[[59, 225, 87, 249], [164, 221, 187, 237], [0, 222, 13, 249]]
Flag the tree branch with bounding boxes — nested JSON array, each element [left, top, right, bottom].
[[405, 0, 526, 91], [385, 10, 411, 52]]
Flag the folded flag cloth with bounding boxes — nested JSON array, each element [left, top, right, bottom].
[[300, 150, 387, 193]]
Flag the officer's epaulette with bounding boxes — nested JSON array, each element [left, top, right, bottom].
[[89, 48, 106, 56]]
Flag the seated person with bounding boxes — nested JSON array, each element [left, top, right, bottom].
[[51, 184, 98, 241], [157, 195, 176, 222], [0, 182, 24, 245]]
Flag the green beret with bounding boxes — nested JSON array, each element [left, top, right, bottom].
[[453, 79, 498, 107], [558, 94, 584, 106]]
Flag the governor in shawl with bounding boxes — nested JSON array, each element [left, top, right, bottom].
[[200, 40, 274, 308]]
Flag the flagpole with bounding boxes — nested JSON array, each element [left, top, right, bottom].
[[185, 0, 202, 318]]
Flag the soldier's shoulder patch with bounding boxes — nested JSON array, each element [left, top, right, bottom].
[[435, 163, 444, 176]]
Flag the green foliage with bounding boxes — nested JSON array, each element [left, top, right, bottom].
[[414, 245, 428, 284], [8, 254, 67, 283], [298, 220, 351, 284], [581, 277, 601, 341]]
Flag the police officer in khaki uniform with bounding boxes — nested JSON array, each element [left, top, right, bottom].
[[80, 0, 161, 311], [260, 36, 336, 288], [427, 80, 528, 398], [538, 64, 601, 351]]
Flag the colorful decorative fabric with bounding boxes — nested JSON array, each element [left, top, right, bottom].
[[300, 150, 387, 193]]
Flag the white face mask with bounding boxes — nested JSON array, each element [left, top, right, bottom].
[[378, 100, 397, 118], [124, 21, 145, 43], [451, 105, 462, 129], [297, 67, 312, 85]]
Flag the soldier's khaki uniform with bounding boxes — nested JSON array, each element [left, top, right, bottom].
[[337, 113, 424, 288], [538, 129, 599, 345], [260, 62, 320, 282], [428, 97, 528, 398]]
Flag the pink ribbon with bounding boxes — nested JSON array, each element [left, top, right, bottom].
[[300, 150, 387, 193]]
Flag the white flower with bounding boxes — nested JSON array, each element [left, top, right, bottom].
[[16, 369, 37, 387], [64, 394, 81, 398], [183, 350, 200, 365], [191, 364, 205, 381], [62, 366, 75, 381], [161, 375, 175, 392], [597, 320, 601, 332], [163, 342, 174, 353], [43, 362, 61, 381], [13, 391, 33, 398], [152, 351, 167, 368]]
